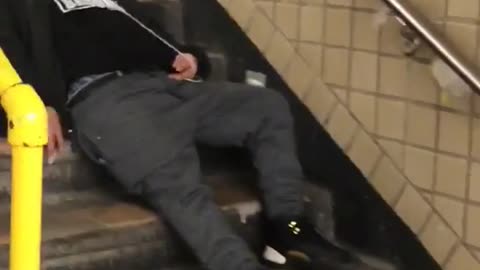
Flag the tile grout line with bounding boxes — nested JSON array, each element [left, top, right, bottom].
[[374, 0, 383, 141], [465, 242, 480, 253], [321, 0, 329, 87], [345, 0, 355, 107], [403, 64, 412, 189], [442, 241, 461, 268], [459, 0, 471, 243], [340, 86, 480, 117], [418, 188, 480, 208], [472, 2, 480, 259], [343, 126, 362, 154], [323, 102, 341, 127], [417, 210, 434, 237], [462, 1, 480, 259], [431, 27, 443, 223], [391, 179, 408, 210], [447, 0, 471, 250], [320, 0, 327, 82], [464, 92, 475, 245], [373, 132, 480, 164], [367, 152, 385, 180], [294, 0, 301, 51]]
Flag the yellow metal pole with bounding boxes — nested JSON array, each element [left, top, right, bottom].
[[10, 146, 44, 270], [0, 48, 48, 270]]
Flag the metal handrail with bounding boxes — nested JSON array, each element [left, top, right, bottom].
[[0, 48, 48, 270], [383, 0, 480, 95]]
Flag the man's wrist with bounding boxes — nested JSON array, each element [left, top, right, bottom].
[[46, 106, 57, 114]]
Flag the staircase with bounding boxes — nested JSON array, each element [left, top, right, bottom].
[[0, 146, 252, 269], [0, 144, 335, 270], [0, 0, 440, 269]]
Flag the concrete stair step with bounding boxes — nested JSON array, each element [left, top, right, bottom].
[[0, 144, 258, 206], [0, 145, 265, 269], [0, 197, 263, 270], [0, 146, 105, 193]]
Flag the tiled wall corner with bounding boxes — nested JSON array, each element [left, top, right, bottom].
[[377, 138, 405, 169], [394, 185, 432, 233], [265, 31, 296, 73], [419, 214, 458, 265], [349, 92, 375, 132], [323, 47, 350, 86], [283, 56, 316, 100], [303, 78, 338, 124], [325, 104, 358, 149], [404, 146, 435, 190], [245, 8, 276, 52], [221, 0, 480, 267], [470, 163, 480, 203], [434, 195, 465, 237], [445, 245, 480, 270], [370, 156, 407, 206], [405, 103, 437, 148], [347, 130, 381, 176], [467, 205, 480, 248]]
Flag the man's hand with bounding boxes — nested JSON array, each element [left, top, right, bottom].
[[46, 107, 64, 164], [0, 138, 11, 156], [169, 53, 198, 81]]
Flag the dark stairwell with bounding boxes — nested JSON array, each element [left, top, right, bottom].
[[0, 0, 441, 269]]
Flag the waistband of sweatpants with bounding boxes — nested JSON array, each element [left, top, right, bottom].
[[66, 71, 124, 108]]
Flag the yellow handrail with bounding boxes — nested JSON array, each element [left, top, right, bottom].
[[0, 48, 48, 270]]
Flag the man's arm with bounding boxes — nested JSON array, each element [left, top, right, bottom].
[[0, 1, 65, 161], [127, 2, 212, 79], [152, 27, 211, 79]]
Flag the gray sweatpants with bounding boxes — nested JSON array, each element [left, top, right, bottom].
[[70, 72, 305, 270]]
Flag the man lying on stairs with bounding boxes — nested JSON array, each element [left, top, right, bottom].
[[0, 0, 365, 269]]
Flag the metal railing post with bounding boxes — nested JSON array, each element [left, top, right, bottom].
[[382, 0, 480, 94], [0, 48, 48, 270]]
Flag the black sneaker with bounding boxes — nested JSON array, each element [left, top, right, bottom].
[[262, 216, 371, 270]]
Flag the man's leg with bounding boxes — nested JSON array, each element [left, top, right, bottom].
[[177, 81, 362, 269], [70, 73, 261, 270], [182, 82, 305, 218]]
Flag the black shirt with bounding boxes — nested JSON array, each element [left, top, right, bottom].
[[0, 0, 209, 113], [49, 2, 185, 84]]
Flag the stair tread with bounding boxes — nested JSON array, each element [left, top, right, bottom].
[[0, 194, 260, 246], [1, 197, 262, 268], [0, 144, 335, 269], [0, 203, 155, 247]]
